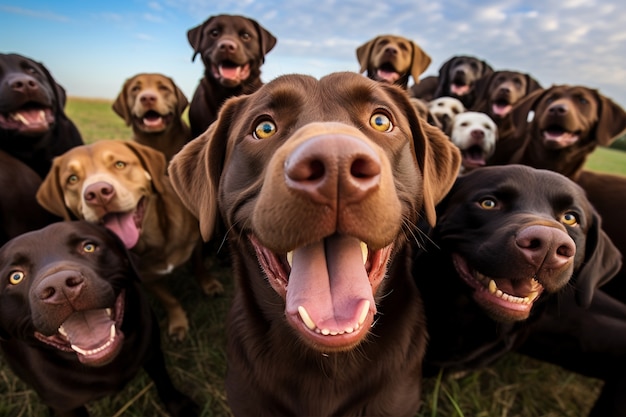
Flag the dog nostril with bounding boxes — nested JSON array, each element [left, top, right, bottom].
[[39, 287, 56, 300], [351, 157, 380, 179]]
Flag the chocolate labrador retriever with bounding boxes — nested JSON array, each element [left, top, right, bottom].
[[0, 221, 197, 417], [356, 34, 431, 89], [415, 165, 624, 415], [112, 73, 191, 162], [36, 140, 222, 341], [0, 53, 83, 178], [169, 72, 461, 416], [489, 84, 626, 175], [410, 55, 494, 108], [471, 70, 543, 120], [187, 14, 277, 138]]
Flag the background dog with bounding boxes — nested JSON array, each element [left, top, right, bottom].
[[187, 14, 277, 138], [427, 96, 466, 134], [0, 221, 197, 416], [449, 111, 497, 174], [169, 72, 460, 416], [112, 73, 191, 162], [36, 140, 222, 341], [356, 34, 431, 89], [0, 53, 83, 178]]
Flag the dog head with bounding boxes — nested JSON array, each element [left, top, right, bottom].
[[112, 73, 189, 134], [449, 111, 497, 172], [187, 14, 276, 88], [472, 70, 543, 119], [356, 35, 431, 88], [427, 96, 466, 134], [435, 165, 621, 322], [434, 55, 494, 107], [36, 140, 168, 249], [0, 221, 141, 367], [170, 72, 460, 351], [0, 53, 68, 141]]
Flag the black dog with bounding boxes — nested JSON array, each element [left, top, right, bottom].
[[0, 221, 197, 417], [415, 165, 624, 415], [0, 53, 83, 178]]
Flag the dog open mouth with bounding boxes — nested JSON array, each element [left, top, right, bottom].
[[136, 110, 173, 132], [542, 125, 580, 149], [375, 63, 401, 84], [211, 60, 251, 86], [0, 103, 54, 135], [461, 144, 488, 169], [250, 234, 393, 352], [492, 98, 512, 117], [100, 198, 146, 249], [452, 253, 544, 321], [34, 291, 125, 367]]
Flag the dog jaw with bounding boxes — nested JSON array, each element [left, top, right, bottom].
[[211, 62, 251, 87]]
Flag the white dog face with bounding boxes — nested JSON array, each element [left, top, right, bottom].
[[427, 96, 465, 134], [450, 111, 497, 173]]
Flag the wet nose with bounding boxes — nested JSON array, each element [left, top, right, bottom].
[[516, 225, 576, 270]]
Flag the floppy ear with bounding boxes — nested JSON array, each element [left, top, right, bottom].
[[168, 76, 189, 116], [249, 18, 277, 59], [434, 57, 455, 97], [36, 156, 76, 220], [36, 60, 68, 113], [593, 92, 626, 146], [574, 211, 623, 308], [356, 37, 378, 75], [507, 87, 549, 135], [169, 95, 246, 241], [409, 42, 432, 84], [470, 72, 496, 112], [112, 77, 133, 125], [121, 141, 168, 195], [187, 17, 212, 62], [525, 73, 543, 94], [480, 60, 494, 77]]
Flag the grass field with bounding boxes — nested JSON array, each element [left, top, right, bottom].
[[0, 97, 623, 416]]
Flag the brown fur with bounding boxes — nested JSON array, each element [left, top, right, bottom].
[[35, 140, 222, 341], [112, 73, 191, 162], [169, 72, 460, 416]]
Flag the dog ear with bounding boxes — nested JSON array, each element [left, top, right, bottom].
[[434, 57, 455, 97], [525, 73, 543, 95], [168, 76, 189, 117], [480, 59, 494, 77], [507, 87, 548, 133], [35, 59, 68, 115], [169, 95, 246, 241], [356, 37, 378, 75], [470, 72, 496, 112], [36, 156, 76, 221], [249, 18, 277, 59], [574, 211, 623, 308], [121, 141, 168, 195], [409, 42, 432, 84], [187, 17, 212, 62], [112, 77, 133, 126], [593, 92, 626, 146]]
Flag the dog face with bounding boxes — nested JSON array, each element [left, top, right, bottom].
[[427, 96, 466, 134], [0, 53, 65, 139], [187, 14, 276, 88], [0, 221, 137, 367], [112, 73, 188, 134], [435, 165, 620, 322], [169, 72, 460, 352], [441, 55, 493, 97], [450, 111, 497, 172], [356, 35, 431, 87], [36, 140, 168, 249], [473, 70, 542, 119]]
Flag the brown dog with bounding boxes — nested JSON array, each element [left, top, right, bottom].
[[471, 70, 543, 120], [492, 85, 626, 177], [169, 72, 460, 416], [112, 73, 191, 162], [356, 34, 431, 89], [187, 14, 277, 138], [35, 140, 223, 341]]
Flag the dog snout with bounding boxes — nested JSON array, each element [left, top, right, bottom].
[[548, 103, 568, 116], [515, 225, 576, 270], [139, 91, 157, 106], [35, 270, 86, 304], [84, 181, 116, 207], [218, 39, 237, 54], [284, 134, 381, 205], [470, 129, 485, 141], [7, 73, 39, 95], [383, 46, 398, 56]]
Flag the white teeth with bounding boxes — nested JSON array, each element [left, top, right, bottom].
[[70, 324, 116, 356], [357, 300, 370, 326], [105, 308, 112, 317], [287, 251, 293, 267], [488, 280, 497, 294], [298, 306, 316, 331], [38, 110, 45, 120], [298, 301, 371, 336], [58, 325, 67, 337], [11, 112, 29, 124], [360, 242, 368, 264]]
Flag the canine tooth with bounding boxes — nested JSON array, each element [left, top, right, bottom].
[[105, 308, 112, 317], [357, 300, 370, 326], [58, 325, 67, 337], [287, 251, 293, 267], [11, 112, 29, 124], [298, 306, 316, 331], [360, 241, 368, 264], [488, 280, 497, 294], [109, 324, 115, 339], [38, 110, 45, 120]]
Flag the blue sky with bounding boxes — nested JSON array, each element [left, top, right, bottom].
[[2, 0, 626, 108]]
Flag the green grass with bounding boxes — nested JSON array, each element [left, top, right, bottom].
[[1, 97, 623, 416]]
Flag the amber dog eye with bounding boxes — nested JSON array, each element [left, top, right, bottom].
[[479, 198, 497, 209], [67, 174, 79, 184], [254, 120, 277, 139], [369, 112, 393, 132], [83, 242, 97, 253], [9, 271, 24, 285], [561, 212, 579, 226], [115, 161, 126, 169]]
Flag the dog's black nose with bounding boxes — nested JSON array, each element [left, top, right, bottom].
[[35, 271, 86, 304]]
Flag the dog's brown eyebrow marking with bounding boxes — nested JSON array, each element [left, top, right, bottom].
[[265, 87, 305, 110]]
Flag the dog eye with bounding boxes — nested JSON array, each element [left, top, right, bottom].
[[479, 198, 497, 209], [561, 212, 579, 226], [241, 32, 251, 41], [209, 29, 220, 37], [115, 161, 126, 169], [369, 112, 393, 132], [9, 270, 25, 285], [254, 120, 277, 139], [67, 174, 79, 185], [82, 242, 97, 253]]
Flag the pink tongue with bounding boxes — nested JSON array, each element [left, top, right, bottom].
[[492, 103, 512, 116], [376, 69, 400, 83], [62, 310, 113, 351], [219, 65, 242, 81], [286, 235, 375, 331], [143, 115, 163, 127], [102, 212, 139, 249], [451, 84, 470, 95]]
